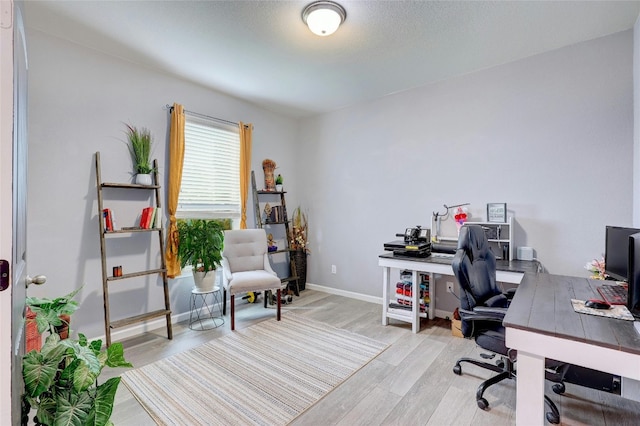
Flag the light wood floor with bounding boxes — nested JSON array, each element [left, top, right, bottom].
[[106, 290, 640, 425]]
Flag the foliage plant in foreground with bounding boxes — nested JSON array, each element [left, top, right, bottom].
[[22, 333, 132, 426]]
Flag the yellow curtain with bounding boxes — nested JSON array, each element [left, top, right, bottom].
[[165, 103, 185, 278], [239, 122, 253, 229]]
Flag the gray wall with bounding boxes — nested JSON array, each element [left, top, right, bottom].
[[298, 30, 634, 309], [635, 16, 640, 227], [26, 27, 635, 338], [26, 29, 299, 340]]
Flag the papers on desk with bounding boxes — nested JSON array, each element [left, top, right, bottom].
[[571, 299, 634, 321]]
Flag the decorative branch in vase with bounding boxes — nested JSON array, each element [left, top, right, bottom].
[[290, 207, 309, 291], [290, 207, 309, 254]]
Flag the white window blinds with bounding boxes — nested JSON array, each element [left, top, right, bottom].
[[177, 116, 240, 219]]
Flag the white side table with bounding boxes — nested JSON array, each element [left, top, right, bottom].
[[189, 286, 224, 330]]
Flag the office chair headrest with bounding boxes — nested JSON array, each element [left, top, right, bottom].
[[457, 225, 490, 262]]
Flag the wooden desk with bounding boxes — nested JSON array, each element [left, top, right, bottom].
[[378, 253, 539, 333], [504, 273, 640, 425]]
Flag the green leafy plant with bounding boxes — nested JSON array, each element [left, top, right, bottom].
[[125, 123, 154, 175], [22, 333, 132, 426], [26, 287, 81, 336], [177, 219, 225, 275], [275, 174, 283, 185]]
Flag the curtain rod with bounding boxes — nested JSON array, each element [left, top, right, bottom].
[[165, 104, 249, 128]]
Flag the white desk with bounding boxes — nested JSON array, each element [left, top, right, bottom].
[[378, 254, 536, 333], [504, 273, 640, 425]]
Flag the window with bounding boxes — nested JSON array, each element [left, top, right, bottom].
[[177, 115, 240, 222]]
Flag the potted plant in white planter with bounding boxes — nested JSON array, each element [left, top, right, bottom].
[[177, 219, 225, 291], [275, 174, 283, 192], [125, 123, 154, 185]]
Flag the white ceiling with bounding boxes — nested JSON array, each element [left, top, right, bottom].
[[25, 1, 640, 117]]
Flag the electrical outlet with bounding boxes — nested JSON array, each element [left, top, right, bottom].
[[331, 265, 337, 274], [446, 282, 455, 293]]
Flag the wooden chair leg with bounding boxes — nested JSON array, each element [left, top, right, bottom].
[[277, 289, 281, 321], [231, 294, 235, 331]]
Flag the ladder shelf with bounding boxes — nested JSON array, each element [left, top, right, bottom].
[[95, 151, 172, 346], [251, 170, 299, 296]]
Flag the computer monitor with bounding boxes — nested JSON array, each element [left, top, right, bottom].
[[604, 226, 640, 281], [627, 232, 640, 317]]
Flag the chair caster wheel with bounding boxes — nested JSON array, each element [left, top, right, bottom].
[[546, 411, 559, 424], [552, 383, 565, 395], [477, 398, 489, 410], [453, 365, 462, 375]]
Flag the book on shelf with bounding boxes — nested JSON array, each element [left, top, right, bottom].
[[154, 207, 162, 228], [269, 205, 284, 223], [102, 208, 114, 232], [139, 207, 152, 229], [138, 207, 146, 228], [141, 207, 161, 229], [147, 207, 156, 229]]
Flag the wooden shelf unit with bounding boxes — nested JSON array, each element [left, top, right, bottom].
[[251, 170, 299, 295], [431, 215, 515, 261], [95, 151, 172, 346]]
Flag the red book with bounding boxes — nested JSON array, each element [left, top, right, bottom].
[[102, 208, 113, 232], [139, 207, 151, 228], [146, 207, 157, 229]]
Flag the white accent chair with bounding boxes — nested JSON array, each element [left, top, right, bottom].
[[221, 229, 282, 330]]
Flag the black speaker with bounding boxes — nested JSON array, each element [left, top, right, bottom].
[[564, 365, 621, 394]]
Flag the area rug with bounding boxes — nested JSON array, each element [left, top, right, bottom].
[[121, 313, 389, 425]]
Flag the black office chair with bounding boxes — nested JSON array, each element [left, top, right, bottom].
[[451, 225, 566, 424]]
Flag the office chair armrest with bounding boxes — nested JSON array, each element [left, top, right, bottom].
[[460, 307, 507, 323], [504, 288, 516, 300], [484, 293, 509, 308]]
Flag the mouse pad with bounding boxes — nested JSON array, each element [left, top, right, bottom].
[[571, 299, 635, 321]]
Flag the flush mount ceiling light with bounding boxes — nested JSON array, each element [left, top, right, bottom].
[[302, 1, 346, 37]]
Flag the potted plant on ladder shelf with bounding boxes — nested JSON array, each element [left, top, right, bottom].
[[177, 219, 225, 291], [125, 123, 155, 185]]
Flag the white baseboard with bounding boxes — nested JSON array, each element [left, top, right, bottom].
[[91, 283, 455, 343], [306, 282, 454, 321], [305, 282, 382, 305]]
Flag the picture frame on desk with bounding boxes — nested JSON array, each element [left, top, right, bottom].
[[487, 203, 507, 223]]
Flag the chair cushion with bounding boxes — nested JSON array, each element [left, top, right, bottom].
[[227, 270, 281, 295], [475, 326, 508, 356], [223, 229, 268, 272]]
